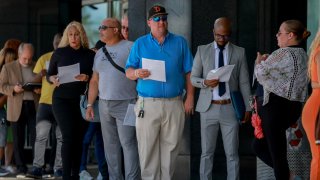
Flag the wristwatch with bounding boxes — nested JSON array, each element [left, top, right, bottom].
[[86, 104, 93, 108]]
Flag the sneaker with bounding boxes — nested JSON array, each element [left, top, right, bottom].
[[79, 170, 93, 180], [26, 167, 43, 179], [4, 165, 16, 174], [96, 172, 103, 180], [0, 167, 9, 177], [54, 169, 63, 177], [17, 165, 28, 175], [44, 166, 54, 175]]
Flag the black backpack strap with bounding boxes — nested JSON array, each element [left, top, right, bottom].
[[102, 46, 125, 74]]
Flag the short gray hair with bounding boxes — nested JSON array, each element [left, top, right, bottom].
[[18, 43, 34, 55]]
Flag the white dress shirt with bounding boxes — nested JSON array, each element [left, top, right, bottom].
[[212, 41, 231, 100]]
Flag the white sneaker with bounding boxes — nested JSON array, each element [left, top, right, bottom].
[[96, 172, 103, 180], [79, 170, 93, 180], [4, 165, 16, 174], [0, 167, 9, 177]]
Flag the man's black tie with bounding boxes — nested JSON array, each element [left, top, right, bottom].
[[218, 45, 226, 96]]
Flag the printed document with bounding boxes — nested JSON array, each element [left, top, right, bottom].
[[58, 63, 80, 84], [45, 61, 50, 70], [142, 58, 166, 82], [123, 104, 136, 127], [206, 65, 235, 82]]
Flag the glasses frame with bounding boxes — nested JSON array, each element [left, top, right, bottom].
[[214, 33, 230, 40], [99, 25, 116, 31], [151, 15, 168, 22], [276, 31, 290, 37], [121, 26, 129, 30]]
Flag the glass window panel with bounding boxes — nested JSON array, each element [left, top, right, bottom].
[[82, 3, 108, 48], [112, 1, 121, 20]]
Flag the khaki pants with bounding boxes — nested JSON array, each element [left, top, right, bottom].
[[135, 96, 185, 180]]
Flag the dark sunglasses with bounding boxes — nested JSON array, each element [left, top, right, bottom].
[[152, 16, 167, 22], [98, 25, 116, 31]]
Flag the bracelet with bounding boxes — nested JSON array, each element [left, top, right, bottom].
[[315, 140, 320, 145], [134, 70, 139, 78], [86, 104, 93, 108]]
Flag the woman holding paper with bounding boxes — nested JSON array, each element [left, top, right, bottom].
[[254, 20, 310, 180], [302, 28, 320, 180], [47, 21, 95, 180]]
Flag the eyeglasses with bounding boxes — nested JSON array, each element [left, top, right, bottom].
[[98, 25, 116, 31], [122, 26, 129, 30], [214, 33, 230, 40], [152, 16, 167, 22], [276, 31, 290, 37]]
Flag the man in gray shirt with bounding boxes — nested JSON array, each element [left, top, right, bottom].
[[86, 18, 140, 180]]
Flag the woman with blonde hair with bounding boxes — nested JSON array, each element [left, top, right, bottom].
[[47, 21, 95, 180], [302, 28, 320, 180]]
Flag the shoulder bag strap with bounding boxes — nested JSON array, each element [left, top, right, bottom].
[[102, 46, 125, 74]]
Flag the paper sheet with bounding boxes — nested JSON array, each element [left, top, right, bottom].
[[45, 61, 50, 70], [123, 104, 136, 126], [57, 63, 80, 84], [142, 58, 166, 82], [206, 65, 235, 82]]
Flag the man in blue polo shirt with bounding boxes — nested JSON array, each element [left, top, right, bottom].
[[125, 4, 194, 180]]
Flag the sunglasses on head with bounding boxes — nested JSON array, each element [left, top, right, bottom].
[[152, 16, 167, 22], [98, 25, 116, 30]]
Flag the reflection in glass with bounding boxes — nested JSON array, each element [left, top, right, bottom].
[[82, 3, 108, 48]]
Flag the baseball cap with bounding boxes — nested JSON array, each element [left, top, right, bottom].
[[148, 5, 168, 19]]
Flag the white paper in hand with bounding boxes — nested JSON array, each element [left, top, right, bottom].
[[123, 104, 136, 126], [57, 63, 80, 84], [206, 64, 235, 82], [142, 58, 166, 82], [45, 61, 50, 70]]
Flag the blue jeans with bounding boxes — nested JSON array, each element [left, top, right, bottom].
[[80, 122, 108, 179]]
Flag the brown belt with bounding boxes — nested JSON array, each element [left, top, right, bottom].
[[211, 99, 231, 105]]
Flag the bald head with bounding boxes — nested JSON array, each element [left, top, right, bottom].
[[214, 17, 232, 33], [100, 18, 122, 44], [102, 18, 121, 32], [213, 17, 232, 46]]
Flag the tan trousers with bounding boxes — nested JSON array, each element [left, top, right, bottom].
[[135, 96, 185, 180]]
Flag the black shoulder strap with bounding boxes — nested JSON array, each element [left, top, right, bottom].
[[102, 47, 125, 74]]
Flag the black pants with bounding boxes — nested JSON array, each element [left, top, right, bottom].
[[52, 97, 88, 180], [11, 100, 36, 170], [252, 93, 302, 180], [49, 124, 57, 169]]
